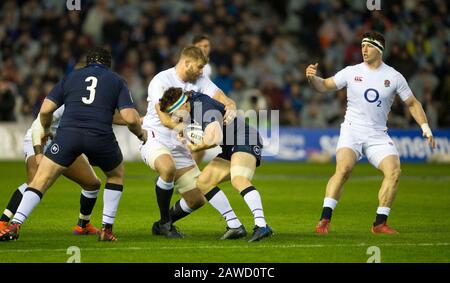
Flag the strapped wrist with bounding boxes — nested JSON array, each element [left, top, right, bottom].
[[421, 123, 433, 136]]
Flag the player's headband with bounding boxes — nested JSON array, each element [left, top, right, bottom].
[[362, 38, 384, 54], [167, 93, 188, 113]]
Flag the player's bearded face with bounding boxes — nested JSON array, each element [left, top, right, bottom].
[[185, 60, 205, 82]]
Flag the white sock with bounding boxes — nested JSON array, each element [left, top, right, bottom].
[[208, 190, 242, 229], [12, 189, 42, 224], [180, 198, 194, 213], [18, 183, 28, 194], [157, 177, 174, 190], [102, 185, 123, 225], [323, 197, 338, 209], [242, 188, 267, 227], [377, 206, 391, 216], [81, 189, 99, 199]]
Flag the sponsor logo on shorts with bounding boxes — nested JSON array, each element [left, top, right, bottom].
[[253, 145, 261, 155], [51, 144, 60, 154]]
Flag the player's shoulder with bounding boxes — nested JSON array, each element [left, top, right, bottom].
[[383, 62, 402, 75], [153, 67, 175, 82], [334, 63, 362, 77], [346, 62, 365, 72], [381, 63, 406, 82]]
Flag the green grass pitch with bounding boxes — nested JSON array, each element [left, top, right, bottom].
[[0, 161, 449, 263]]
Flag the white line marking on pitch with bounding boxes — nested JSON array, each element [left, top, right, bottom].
[[3, 242, 449, 253], [254, 175, 450, 181]]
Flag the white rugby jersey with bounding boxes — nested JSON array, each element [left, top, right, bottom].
[[333, 62, 412, 130], [143, 67, 219, 139], [25, 105, 65, 140], [202, 63, 212, 79]]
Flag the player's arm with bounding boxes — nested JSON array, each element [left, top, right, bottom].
[[212, 89, 237, 125], [187, 121, 223, 152], [112, 110, 126, 125], [155, 103, 185, 133], [32, 98, 58, 164], [119, 107, 147, 143], [404, 95, 436, 148], [40, 98, 58, 129], [31, 114, 49, 165], [306, 63, 338, 93], [112, 109, 143, 126]]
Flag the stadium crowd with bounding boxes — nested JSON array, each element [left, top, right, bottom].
[[0, 0, 449, 127]]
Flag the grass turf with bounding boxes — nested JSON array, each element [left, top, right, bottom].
[[0, 161, 449, 263]]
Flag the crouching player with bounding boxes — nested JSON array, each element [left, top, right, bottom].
[[0, 106, 102, 235], [159, 87, 273, 242], [0, 47, 147, 242]]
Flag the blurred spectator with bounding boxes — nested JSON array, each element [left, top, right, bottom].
[[0, 80, 16, 121], [301, 97, 327, 128], [409, 64, 439, 102], [0, 0, 447, 128]]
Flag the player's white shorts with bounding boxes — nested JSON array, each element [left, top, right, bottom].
[[23, 129, 51, 162], [337, 121, 399, 168], [139, 128, 196, 170]]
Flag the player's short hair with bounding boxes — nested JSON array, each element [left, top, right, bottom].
[[86, 47, 112, 67], [362, 31, 385, 51], [179, 45, 208, 64], [192, 34, 210, 44], [160, 87, 193, 113]]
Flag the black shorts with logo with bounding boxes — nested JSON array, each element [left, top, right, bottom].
[[45, 127, 123, 172], [217, 138, 263, 167]]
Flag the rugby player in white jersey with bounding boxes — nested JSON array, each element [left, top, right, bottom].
[[305, 31, 435, 234], [0, 106, 103, 235], [140, 46, 246, 239], [191, 34, 213, 165]]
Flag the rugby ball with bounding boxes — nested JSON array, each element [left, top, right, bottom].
[[184, 123, 204, 145]]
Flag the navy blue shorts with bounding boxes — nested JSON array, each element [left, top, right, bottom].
[[45, 128, 123, 172], [217, 142, 263, 167]]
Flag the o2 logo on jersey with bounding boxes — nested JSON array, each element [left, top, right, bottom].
[[50, 144, 60, 154], [364, 88, 381, 107]]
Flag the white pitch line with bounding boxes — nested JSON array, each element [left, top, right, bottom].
[[253, 175, 450, 181], [2, 242, 450, 253]]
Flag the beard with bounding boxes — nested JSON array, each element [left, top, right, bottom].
[[185, 68, 200, 82]]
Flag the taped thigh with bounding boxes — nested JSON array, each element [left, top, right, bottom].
[[175, 166, 201, 194], [230, 165, 255, 181]]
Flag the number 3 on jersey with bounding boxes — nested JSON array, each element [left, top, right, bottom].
[[83, 76, 98, 104]]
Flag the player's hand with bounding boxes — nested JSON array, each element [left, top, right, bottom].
[[177, 131, 186, 144], [421, 123, 436, 149], [41, 133, 53, 145], [35, 153, 43, 166], [306, 63, 319, 80], [224, 103, 237, 125], [186, 140, 200, 152], [138, 129, 148, 144]]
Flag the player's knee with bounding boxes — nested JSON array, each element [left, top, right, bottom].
[[336, 165, 352, 180], [83, 177, 102, 191], [385, 167, 401, 182], [158, 164, 176, 181], [231, 176, 251, 191], [197, 173, 214, 192]]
